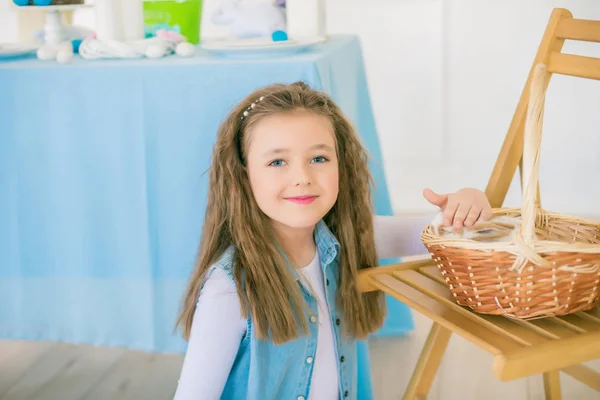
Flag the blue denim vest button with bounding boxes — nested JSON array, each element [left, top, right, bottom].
[[297, 396, 305, 400], [309, 315, 317, 323], [306, 356, 314, 364]]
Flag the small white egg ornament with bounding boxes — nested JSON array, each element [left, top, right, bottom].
[[146, 43, 169, 59], [56, 43, 74, 64], [56, 49, 73, 64], [176, 42, 195, 57], [37, 45, 57, 61]]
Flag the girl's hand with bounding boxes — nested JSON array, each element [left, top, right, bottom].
[[423, 187, 492, 229]]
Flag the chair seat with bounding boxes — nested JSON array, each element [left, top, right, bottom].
[[358, 257, 600, 388]]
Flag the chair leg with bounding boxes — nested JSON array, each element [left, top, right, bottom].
[[403, 323, 452, 400], [543, 371, 562, 400]]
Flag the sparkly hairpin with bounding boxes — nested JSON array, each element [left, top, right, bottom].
[[240, 96, 266, 120]]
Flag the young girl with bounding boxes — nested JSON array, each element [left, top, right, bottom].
[[173, 82, 492, 400]]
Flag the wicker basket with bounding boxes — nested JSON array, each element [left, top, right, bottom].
[[420, 63, 600, 320]]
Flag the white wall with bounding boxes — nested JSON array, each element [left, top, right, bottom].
[[2, 0, 599, 216], [0, 0, 18, 43], [325, 0, 600, 217]]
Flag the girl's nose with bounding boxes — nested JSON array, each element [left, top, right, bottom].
[[293, 164, 312, 186]]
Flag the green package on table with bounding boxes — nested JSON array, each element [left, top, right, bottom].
[[143, 0, 203, 44]]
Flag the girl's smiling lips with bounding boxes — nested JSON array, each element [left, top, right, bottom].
[[285, 195, 319, 205]]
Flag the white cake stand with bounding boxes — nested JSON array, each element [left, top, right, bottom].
[[12, 4, 94, 45]]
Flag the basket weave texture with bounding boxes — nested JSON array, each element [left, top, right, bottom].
[[421, 64, 600, 319]]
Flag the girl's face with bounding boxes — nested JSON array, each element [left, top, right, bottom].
[[245, 110, 339, 233]]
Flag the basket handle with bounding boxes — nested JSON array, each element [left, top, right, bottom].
[[520, 63, 549, 246]]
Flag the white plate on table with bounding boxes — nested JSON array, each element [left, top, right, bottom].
[[201, 36, 327, 57], [0, 43, 39, 60]]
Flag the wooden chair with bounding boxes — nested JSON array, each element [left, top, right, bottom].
[[358, 8, 600, 400]]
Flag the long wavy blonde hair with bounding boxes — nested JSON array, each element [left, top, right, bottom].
[[176, 82, 386, 344]]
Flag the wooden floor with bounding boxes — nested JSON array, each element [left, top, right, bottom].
[[1, 312, 598, 400]]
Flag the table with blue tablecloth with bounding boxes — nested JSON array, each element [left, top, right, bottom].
[[0, 34, 413, 397]]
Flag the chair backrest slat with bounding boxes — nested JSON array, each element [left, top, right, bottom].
[[555, 18, 600, 43], [548, 52, 600, 80]]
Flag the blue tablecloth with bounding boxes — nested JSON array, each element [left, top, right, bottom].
[[0, 35, 413, 393]]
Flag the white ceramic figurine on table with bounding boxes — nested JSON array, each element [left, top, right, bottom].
[[211, 0, 287, 38]]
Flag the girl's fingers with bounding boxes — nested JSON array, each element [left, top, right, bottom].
[[452, 203, 472, 229], [478, 207, 493, 222], [442, 199, 459, 226], [464, 207, 482, 227]]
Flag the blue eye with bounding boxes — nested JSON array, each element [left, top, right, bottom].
[[269, 159, 286, 167], [312, 156, 328, 163]]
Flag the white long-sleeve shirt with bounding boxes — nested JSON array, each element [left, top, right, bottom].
[[173, 214, 431, 400]]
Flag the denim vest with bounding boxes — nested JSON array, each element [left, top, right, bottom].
[[205, 220, 358, 400]]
